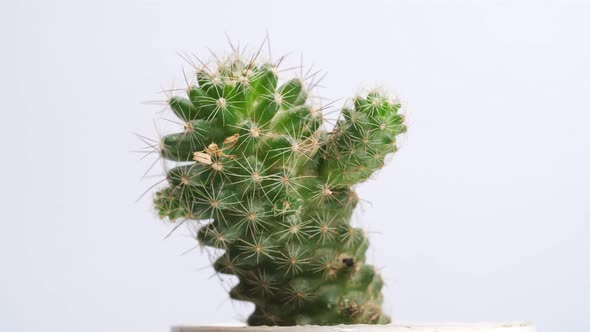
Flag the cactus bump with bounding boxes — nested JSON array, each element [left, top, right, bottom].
[[152, 50, 406, 325]]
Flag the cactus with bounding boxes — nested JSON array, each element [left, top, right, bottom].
[[152, 50, 406, 326]]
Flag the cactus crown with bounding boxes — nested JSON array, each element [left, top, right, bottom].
[[151, 48, 406, 326]]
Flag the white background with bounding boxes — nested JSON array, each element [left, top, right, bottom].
[[2, 1, 589, 331]]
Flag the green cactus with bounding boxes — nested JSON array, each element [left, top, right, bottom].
[[152, 51, 406, 325]]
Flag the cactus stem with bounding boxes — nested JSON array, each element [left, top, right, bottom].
[[152, 49, 404, 325]]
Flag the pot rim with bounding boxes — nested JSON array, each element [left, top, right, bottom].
[[171, 322, 535, 332]]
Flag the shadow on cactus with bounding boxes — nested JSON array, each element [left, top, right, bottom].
[[152, 47, 406, 326]]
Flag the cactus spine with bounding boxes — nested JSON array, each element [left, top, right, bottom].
[[153, 50, 406, 325]]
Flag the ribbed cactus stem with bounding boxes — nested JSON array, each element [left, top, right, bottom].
[[153, 52, 406, 325]]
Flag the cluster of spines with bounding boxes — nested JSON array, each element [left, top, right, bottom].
[[152, 52, 405, 325]]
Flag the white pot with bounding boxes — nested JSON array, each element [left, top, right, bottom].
[[172, 323, 535, 332]]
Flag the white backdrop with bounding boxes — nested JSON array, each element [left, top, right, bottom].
[[2, 1, 589, 331]]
